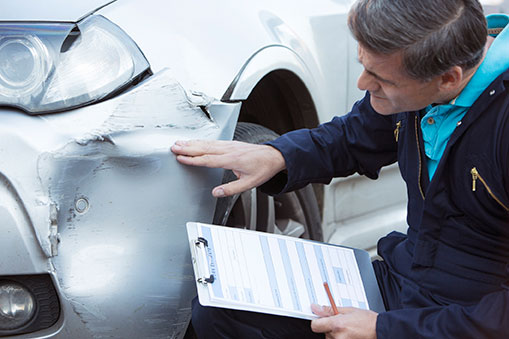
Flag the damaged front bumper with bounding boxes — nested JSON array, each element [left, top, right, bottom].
[[0, 70, 240, 338]]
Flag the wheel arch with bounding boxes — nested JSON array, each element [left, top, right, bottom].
[[222, 46, 325, 215], [223, 45, 321, 134]]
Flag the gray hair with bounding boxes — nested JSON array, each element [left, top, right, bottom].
[[348, 0, 487, 81]]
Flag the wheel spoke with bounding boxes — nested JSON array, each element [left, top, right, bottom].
[[219, 194, 240, 225], [239, 189, 257, 230], [276, 218, 305, 237], [255, 191, 278, 233], [265, 195, 276, 234]]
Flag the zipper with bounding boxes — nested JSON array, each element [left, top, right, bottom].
[[471, 167, 509, 212], [394, 121, 402, 142], [414, 116, 425, 200]]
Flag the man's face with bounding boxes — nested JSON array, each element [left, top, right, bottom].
[[357, 45, 442, 115]]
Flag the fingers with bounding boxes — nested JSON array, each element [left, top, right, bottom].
[[172, 140, 249, 169], [311, 307, 378, 337], [171, 139, 236, 157], [175, 153, 236, 169], [311, 315, 339, 334], [310, 306, 355, 334], [212, 183, 243, 198], [311, 304, 335, 317], [171, 139, 286, 197], [212, 173, 263, 197], [212, 186, 227, 198], [311, 304, 339, 334]]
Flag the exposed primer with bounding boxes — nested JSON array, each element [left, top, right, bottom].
[[49, 203, 60, 256], [185, 89, 215, 109]]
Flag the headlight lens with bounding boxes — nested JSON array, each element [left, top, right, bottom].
[[0, 15, 149, 114], [0, 35, 50, 96], [0, 282, 36, 330]]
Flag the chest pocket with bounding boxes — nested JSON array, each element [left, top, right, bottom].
[[470, 166, 509, 213], [453, 161, 509, 266], [461, 150, 509, 228]]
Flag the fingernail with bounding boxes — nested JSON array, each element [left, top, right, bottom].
[[214, 188, 225, 197], [172, 144, 182, 151]]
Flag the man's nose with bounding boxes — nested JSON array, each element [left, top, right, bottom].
[[357, 70, 379, 92]]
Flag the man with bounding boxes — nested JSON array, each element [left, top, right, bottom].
[[171, 0, 509, 337]]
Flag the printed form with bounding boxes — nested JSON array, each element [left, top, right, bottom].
[[188, 222, 370, 319]]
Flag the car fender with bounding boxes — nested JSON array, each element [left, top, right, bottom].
[[222, 44, 326, 119]]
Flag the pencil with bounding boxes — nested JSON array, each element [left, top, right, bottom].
[[323, 281, 339, 315]]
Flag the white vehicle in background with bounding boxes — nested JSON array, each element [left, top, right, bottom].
[[0, 1, 407, 338]]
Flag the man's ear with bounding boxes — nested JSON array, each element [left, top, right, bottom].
[[438, 66, 464, 92]]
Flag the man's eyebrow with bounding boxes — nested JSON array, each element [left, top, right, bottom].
[[356, 57, 397, 86], [366, 69, 396, 85]]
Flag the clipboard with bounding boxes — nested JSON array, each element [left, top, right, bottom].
[[187, 222, 385, 320]]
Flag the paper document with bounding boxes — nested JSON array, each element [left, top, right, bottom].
[[187, 222, 382, 319]]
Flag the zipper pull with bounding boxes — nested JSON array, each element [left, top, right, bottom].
[[394, 121, 402, 142], [471, 167, 478, 192]]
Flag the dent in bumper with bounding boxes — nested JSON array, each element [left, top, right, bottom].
[[0, 69, 240, 338]]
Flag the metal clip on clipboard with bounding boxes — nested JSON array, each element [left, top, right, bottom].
[[193, 237, 215, 285]]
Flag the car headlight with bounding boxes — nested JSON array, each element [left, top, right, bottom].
[[0, 282, 36, 330], [0, 15, 150, 114]]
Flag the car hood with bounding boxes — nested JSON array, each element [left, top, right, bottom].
[[1, 0, 116, 22]]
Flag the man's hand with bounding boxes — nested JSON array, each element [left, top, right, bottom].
[[171, 140, 286, 197], [311, 304, 378, 339]]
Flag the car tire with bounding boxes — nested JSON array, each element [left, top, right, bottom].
[[213, 122, 323, 241]]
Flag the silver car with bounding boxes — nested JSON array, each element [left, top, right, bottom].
[[0, 1, 407, 338]]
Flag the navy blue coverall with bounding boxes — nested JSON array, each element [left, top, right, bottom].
[[192, 69, 509, 338]]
